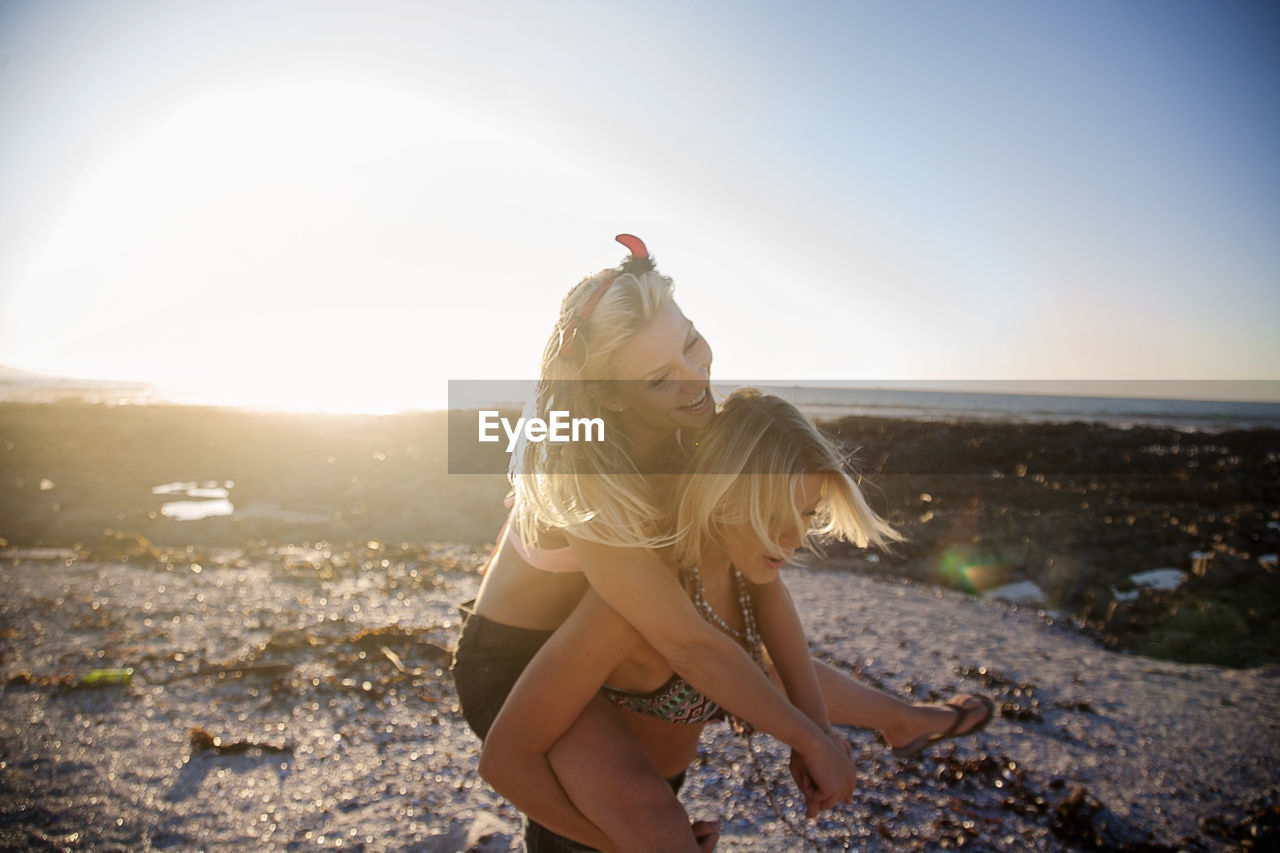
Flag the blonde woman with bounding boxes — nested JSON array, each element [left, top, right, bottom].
[[450, 237, 994, 848]]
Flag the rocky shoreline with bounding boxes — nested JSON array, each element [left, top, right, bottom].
[[817, 416, 1280, 668], [3, 401, 1276, 668]]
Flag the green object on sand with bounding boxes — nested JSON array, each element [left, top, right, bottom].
[[79, 667, 134, 687]]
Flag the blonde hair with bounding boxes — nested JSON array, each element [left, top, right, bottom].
[[511, 259, 679, 550], [669, 388, 900, 571]]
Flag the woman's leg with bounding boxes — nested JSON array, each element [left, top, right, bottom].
[[454, 610, 699, 851], [544, 696, 702, 853], [812, 659, 992, 750]]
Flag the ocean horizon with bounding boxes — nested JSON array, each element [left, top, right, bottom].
[[3, 366, 1279, 432]]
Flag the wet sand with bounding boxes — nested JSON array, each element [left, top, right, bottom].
[[1, 543, 1277, 851]]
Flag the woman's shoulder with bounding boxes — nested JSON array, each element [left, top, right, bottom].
[[535, 528, 570, 552], [510, 523, 579, 573]]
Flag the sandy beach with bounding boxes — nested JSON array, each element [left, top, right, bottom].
[[2, 401, 1278, 850], [2, 544, 1277, 851]]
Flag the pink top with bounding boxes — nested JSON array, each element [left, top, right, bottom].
[[507, 521, 581, 573], [496, 494, 582, 574]]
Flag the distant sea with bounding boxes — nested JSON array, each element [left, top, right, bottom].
[[4, 367, 1279, 432], [752, 383, 1280, 432]]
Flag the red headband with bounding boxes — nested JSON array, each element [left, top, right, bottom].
[[558, 234, 650, 358]]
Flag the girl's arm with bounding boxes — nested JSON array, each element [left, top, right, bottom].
[[479, 591, 694, 852], [749, 576, 851, 817], [750, 578, 830, 728], [567, 535, 856, 805]]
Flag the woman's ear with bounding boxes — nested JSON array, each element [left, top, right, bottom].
[[586, 380, 626, 413]]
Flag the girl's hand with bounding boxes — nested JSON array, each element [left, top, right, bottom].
[[692, 819, 721, 852], [794, 732, 856, 817]]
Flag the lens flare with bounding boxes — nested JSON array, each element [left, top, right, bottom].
[[937, 545, 1006, 594]]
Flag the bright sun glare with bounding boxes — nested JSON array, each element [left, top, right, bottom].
[[6, 75, 615, 413]]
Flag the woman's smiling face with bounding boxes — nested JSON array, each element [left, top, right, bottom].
[[600, 299, 714, 438]]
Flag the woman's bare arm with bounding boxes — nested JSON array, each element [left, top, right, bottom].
[[567, 535, 856, 805]]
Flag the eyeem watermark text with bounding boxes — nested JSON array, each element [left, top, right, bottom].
[[478, 410, 605, 452]]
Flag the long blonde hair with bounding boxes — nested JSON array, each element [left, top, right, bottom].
[[511, 248, 680, 550], [669, 388, 900, 571]]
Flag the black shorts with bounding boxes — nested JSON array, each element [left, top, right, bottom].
[[450, 601, 687, 852], [450, 600, 554, 741]]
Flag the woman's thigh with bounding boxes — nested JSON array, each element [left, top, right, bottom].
[[546, 696, 692, 851]]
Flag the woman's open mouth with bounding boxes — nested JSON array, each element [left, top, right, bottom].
[[676, 387, 711, 414]]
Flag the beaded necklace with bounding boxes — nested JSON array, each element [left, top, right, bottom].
[[687, 565, 765, 670]]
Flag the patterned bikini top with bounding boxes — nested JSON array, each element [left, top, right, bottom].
[[601, 567, 764, 726]]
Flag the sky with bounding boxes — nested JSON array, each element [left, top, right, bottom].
[[1, 0, 1278, 412]]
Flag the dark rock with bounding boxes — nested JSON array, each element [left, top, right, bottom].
[[1200, 794, 1280, 850], [1051, 786, 1178, 852]]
